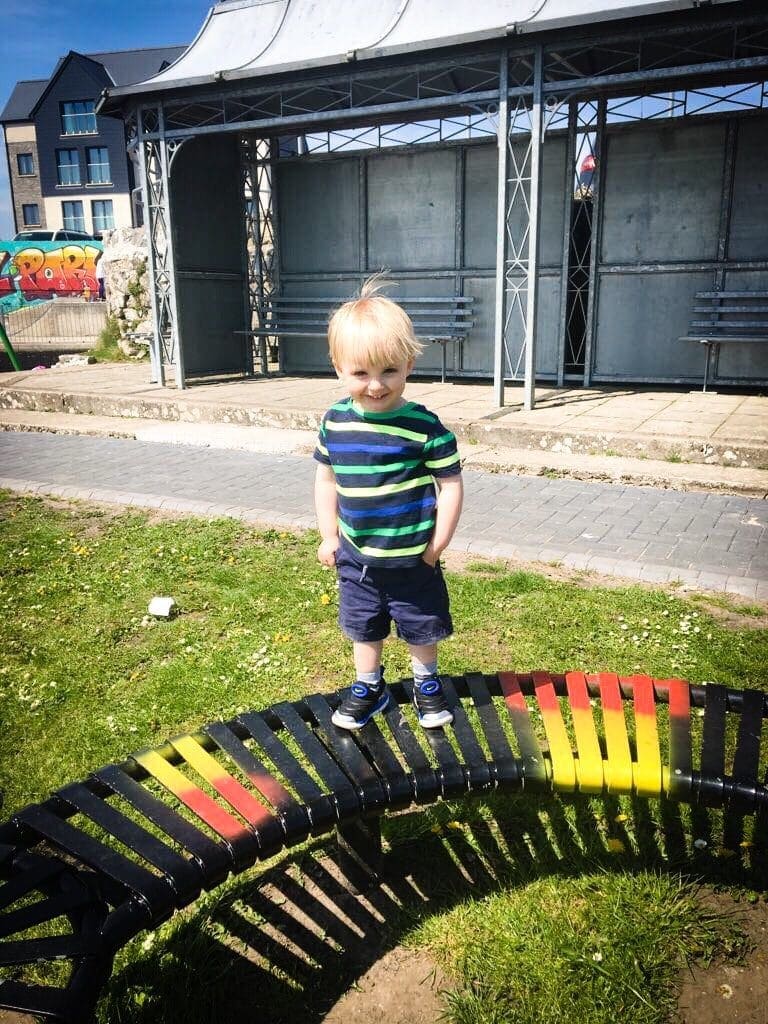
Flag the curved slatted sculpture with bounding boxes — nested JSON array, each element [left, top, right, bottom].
[[1, 672, 766, 1023]]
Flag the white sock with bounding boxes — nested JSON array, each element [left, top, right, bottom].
[[411, 657, 438, 681], [357, 669, 382, 688]]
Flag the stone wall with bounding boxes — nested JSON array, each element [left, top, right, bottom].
[[100, 227, 152, 356]]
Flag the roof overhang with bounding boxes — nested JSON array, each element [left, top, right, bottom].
[[103, 0, 745, 103]]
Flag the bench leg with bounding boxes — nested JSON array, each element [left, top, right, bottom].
[[335, 817, 382, 894], [702, 342, 714, 393]]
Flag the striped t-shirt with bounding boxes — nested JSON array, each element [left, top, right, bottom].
[[314, 397, 461, 568]]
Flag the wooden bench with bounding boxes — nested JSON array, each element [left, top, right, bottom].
[[240, 295, 474, 381], [679, 290, 768, 391], [1, 670, 766, 1022]]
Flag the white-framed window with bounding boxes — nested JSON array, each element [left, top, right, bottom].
[[17, 152, 35, 175], [60, 100, 96, 135], [62, 200, 86, 232], [22, 203, 41, 225], [91, 199, 114, 232], [86, 146, 111, 184], [56, 149, 81, 186]]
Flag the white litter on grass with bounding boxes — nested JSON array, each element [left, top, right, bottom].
[[148, 596, 176, 618]]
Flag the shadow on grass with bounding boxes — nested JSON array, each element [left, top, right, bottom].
[[99, 793, 768, 1024]]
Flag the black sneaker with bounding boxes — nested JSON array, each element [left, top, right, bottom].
[[331, 681, 389, 730], [412, 676, 453, 729]]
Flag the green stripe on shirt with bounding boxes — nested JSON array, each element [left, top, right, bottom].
[[340, 517, 435, 538], [324, 420, 427, 443], [336, 475, 433, 498]]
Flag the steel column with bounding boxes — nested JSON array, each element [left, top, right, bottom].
[[582, 97, 606, 388], [523, 46, 544, 412], [493, 52, 509, 407], [136, 107, 164, 387]]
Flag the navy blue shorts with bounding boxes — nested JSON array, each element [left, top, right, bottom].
[[336, 548, 453, 645]]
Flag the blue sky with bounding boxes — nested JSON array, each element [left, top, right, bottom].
[[0, 0, 213, 237]]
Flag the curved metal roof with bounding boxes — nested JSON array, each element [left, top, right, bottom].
[[109, 0, 741, 98]]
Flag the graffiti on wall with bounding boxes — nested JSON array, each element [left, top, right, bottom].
[[0, 240, 104, 314]]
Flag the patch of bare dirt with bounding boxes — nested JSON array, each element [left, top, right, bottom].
[[677, 894, 768, 1024], [322, 947, 450, 1023]]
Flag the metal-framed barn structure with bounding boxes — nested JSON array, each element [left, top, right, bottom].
[[102, 0, 768, 405]]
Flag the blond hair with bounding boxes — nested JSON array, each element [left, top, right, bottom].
[[328, 273, 423, 367]]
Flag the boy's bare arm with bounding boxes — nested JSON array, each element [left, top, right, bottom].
[[423, 474, 463, 566], [315, 463, 340, 565]]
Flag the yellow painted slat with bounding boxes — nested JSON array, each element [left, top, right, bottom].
[[630, 675, 663, 797], [596, 673, 634, 794], [533, 671, 576, 791], [565, 671, 605, 793]]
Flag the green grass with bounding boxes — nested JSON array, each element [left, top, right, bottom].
[[89, 314, 129, 362], [412, 872, 746, 1024], [1, 491, 766, 1024]]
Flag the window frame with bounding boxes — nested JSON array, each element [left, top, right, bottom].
[[91, 199, 115, 232], [85, 146, 111, 185], [56, 148, 81, 187], [21, 203, 41, 226], [17, 152, 35, 176], [61, 200, 86, 233], [60, 99, 97, 136]]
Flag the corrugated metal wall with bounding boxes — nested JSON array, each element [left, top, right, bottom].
[[593, 114, 768, 384], [276, 137, 566, 378]]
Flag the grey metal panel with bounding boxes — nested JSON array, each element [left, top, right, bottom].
[[177, 280, 247, 374], [464, 145, 497, 270], [172, 135, 243, 272], [461, 275, 495, 372], [728, 117, 768, 262], [593, 271, 713, 379], [171, 134, 246, 374], [498, 273, 561, 377], [600, 122, 725, 264], [382, 276, 455, 376], [278, 160, 361, 273], [367, 150, 456, 271], [279, 277, 359, 373], [716, 269, 768, 381], [123, 0, 741, 93]]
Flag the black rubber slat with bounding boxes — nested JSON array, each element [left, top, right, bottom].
[[13, 806, 171, 920], [400, 679, 466, 797], [0, 856, 69, 913], [698, 684, 727, 806], [440, 676, 492, 790], [303, 694, 388, 812], [0, 888, 94, 940], [270, 702, 361, 820], [56, 783, 202, 904], [94, 765, 232, 886], [205, 722, 311, 841], [464, 673, 520, 787], [238, 710, 338, 831], [381, 698, 441, 803], [728, 688, 765, 810], [344, 715, 414, 809], [0, 933, 98, 966], [0, 982, 71, 1020]]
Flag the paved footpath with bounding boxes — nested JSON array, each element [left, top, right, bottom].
[[1, 431, 766, 600]]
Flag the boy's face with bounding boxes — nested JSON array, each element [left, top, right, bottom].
[[334, 356, 414, 414]]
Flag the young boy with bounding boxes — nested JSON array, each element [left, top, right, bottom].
[[314, 278, 464, 731]]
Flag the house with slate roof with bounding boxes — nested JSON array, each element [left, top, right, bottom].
[[1, 46, 186, 237]]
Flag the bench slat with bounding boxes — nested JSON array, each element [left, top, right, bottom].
[[401, 677, 466, 797], [695, 290, 768, 299], [679, 335, 768, 343], [693, 305, 768, 314], [689, 320, 768, 330], [237, 710, 338, 832]]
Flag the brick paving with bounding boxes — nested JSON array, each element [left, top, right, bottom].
[[1, 431, 766, 599]]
